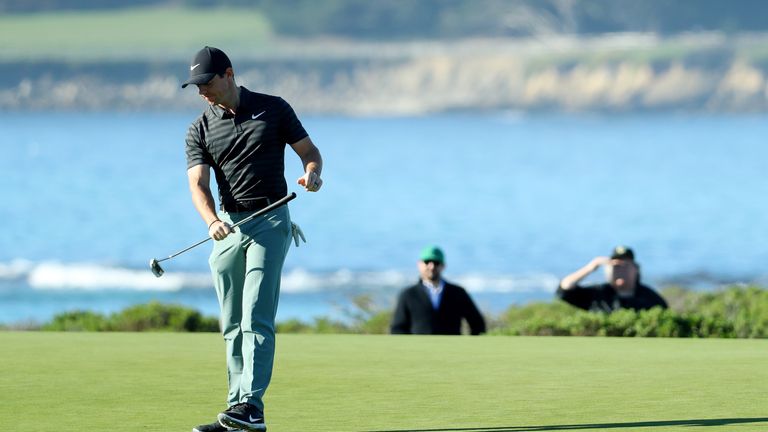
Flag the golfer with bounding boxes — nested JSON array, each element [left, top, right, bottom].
[[183, 46, 323, 432]]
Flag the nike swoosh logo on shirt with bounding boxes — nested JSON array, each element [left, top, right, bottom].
[[190, 63, 201, 71], [252, 111, 266, 120]]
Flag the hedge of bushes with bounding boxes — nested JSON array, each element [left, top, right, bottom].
[[275, 285, 768, 338], [492, 285, 768, 338], [13, 285, 768, 337], [40, 301, 219, 332], [492, 303, 740, 337]]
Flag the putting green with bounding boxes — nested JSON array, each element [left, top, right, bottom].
[[0, 332, 766, 431]]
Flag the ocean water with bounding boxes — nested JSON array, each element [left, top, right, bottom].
[[2, 111, 768, 325]]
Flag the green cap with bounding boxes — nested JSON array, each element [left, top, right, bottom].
[[419, 245, 445, 263]]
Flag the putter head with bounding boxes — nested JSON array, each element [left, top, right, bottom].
[[149, 259, 164, 278]]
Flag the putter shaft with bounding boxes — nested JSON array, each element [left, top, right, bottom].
[[150, 193, 297, 276]]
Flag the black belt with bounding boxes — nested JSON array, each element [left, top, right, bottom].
[[220, 197, 276, 213]]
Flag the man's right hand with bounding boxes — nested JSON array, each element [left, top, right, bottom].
[[588, 256, 611, 271], [208, 220, 233, 241], [560, 256, 611, 290]]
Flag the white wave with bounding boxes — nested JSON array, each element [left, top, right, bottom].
[[0, 260, 559, 293], [0, 259, 35, 280], [454, 272, 560, 293], [26, 262, 212, 291], [281, 269, 560, 293], [279, 268, 413, 293]]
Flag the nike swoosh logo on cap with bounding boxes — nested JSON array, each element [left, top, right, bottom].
[[252, 111, 266, 120], [190, 63, 201, 71]]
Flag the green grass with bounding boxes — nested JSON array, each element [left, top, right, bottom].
[[0, 6, 272, 61], [0, 333, 766, 431]]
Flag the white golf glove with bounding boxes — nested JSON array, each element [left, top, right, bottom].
[[291, 222, 306, 247]]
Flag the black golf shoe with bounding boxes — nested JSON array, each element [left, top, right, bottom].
[[192, 420, 242, 432], [217, 402, 267, 431]]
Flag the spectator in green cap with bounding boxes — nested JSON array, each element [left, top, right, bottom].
[[557, 246, 667, 312], [390, 246, 486, 335]]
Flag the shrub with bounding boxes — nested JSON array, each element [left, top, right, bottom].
[[108, 302, 219, 332], [276, 319, 315, 333], [36, 285, 767, 337], [42, 302, 219, 332], [42, 310, 108, 331], [277, 317, 351, 334], [491, 285, 767, 338]]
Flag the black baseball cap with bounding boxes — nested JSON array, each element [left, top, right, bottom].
[[611, 245, 635, 261], [181, 46, 232, 88]]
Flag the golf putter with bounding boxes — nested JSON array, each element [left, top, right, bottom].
[[149, 192, 297, 277]]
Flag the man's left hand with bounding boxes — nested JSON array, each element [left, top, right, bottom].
[[298, 171, 323, 192]]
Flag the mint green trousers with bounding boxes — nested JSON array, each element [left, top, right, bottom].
[[209, 206, 292, 412]]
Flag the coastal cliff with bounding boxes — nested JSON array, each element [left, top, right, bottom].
[[2, 36, 767, 115]]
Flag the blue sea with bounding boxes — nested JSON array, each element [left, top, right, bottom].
[[2, 111, 767, 325]]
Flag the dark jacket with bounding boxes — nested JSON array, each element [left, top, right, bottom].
[[390, 280, 486, 335], [556, 282, 668, 313]]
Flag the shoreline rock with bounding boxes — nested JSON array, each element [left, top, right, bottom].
[[1, 56, 766, 114]]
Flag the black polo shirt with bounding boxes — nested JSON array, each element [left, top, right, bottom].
[[556, 283, 668, 313], [185, 87, 308, 207]]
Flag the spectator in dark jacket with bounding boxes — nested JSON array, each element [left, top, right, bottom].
[[391, 246, 486, 335], [557, 246, 667, 313]]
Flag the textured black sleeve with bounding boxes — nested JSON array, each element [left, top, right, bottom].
[[390, 291, 412, 334], [277, 97, 309, 145], [556, 285, 593, 311], [185, 118, 212, 169], [460, 288, 486, 335], [642, 287, 669, 309]]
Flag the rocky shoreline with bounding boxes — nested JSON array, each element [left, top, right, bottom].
[[3, 37, 768, 115]]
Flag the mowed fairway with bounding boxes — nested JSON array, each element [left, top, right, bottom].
[[0, 7, 271, 60], [0, 333, 766, 431]]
